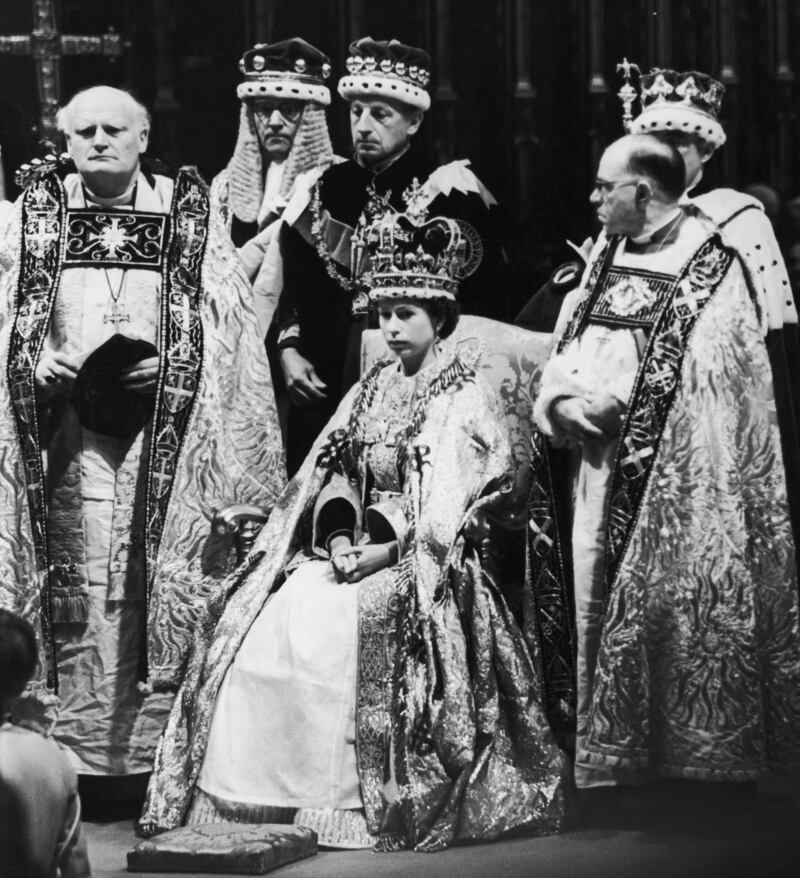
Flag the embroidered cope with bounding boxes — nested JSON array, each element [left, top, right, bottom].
[[532, 214, 800, 786], [0, 167, 285, 775]]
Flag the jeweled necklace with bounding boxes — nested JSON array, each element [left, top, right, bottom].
[[309, 179, 393, 314], [310, 181, 361, 293]]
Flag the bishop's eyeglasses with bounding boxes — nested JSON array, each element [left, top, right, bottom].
[[592, 178, 639, 198]]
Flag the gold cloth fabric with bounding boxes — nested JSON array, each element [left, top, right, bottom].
[[141, 349, 565, 850], [537, 222, 800, 782], [0, 170, 285, 734]]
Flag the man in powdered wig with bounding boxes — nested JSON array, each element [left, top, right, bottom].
[[211, 38, 335, 333]]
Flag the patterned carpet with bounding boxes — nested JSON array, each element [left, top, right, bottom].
[[84, 773, 800, 878]]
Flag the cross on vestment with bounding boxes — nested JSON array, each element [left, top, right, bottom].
[[163, 371, 197, 413], [529, 515, 554, 552], [103, 301, 130, 326], [0, 0, 122, 145], [647, 361, 674, 390], [170, 295, 196, 333], [674, 279, 710, 315], [28, 215, 59, 257], [621, 439, 654, 476]]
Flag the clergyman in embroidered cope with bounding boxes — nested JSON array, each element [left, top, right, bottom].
[[0, 154, 284, 775], [532, 135, 800, 787]]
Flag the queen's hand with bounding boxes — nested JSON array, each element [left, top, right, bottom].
[[331, 541, 399, 584]]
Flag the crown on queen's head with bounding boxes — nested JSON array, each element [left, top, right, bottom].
[[363, 183, 465, 303], [237, 37, 332, 105]]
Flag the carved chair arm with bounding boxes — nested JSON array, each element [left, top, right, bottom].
[[463, 506, 527, 571], [462, 469, 530, 578], [212, 503, 274, 563]]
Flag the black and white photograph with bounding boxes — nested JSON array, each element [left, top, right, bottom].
[[0, 2, 798, 876]]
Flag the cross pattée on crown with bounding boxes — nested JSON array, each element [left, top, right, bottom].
[[402, 178, 429, 225]]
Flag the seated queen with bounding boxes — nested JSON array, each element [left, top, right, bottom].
[[139, 198, 566, 851]]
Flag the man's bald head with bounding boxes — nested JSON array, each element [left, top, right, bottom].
[[605, 134, 686, 202], [591, 134, 685, 236], [57, 86, 151, 198], [56, 86, 150, 136]]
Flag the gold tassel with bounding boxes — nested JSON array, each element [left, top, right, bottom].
[[50, 590, 89, 624]]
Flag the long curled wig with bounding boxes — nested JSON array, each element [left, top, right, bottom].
[[226, 102, 334, 224]]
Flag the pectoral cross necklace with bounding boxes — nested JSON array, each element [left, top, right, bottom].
[[103, 269, 130, 327]]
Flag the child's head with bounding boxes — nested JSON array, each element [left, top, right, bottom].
[[0, 609, 38, 709]]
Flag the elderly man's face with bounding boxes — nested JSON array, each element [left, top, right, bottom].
[[251, 99, 304, 162], [65, 90, 148, 197], [590, 146, 644, 237], [350, 97, 421, 168]]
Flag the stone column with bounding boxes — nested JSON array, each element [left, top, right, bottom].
[[152, 0, 179, 164], [433, 0, 457, 165], [513, 0, 536, 225], [587, 0, 609, 171]]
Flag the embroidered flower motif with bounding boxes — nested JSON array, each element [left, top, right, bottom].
[[605, 275, 657, 317], [89, 216, 137, 259]]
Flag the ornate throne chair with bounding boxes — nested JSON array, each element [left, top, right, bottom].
[[215, 316, 553, 581]]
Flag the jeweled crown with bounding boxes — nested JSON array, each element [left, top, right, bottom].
[[345, 50, 430, 88], [237, 37, 332, 105], [640, 68, 724, 116], [339, 37, 431, 111], [622, 63, 727, 148], [362, 180, 465, 302]]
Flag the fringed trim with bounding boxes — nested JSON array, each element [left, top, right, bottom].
[[293, 808, 376, 849], [374, 833, 408, 852], [187, 788, 296, 825], [141, 667, 183, 695], [135, 820, 162, 839], [50, 590, 89, 624], [139, 662, 187, 696], [576, 746, 767, 782]]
